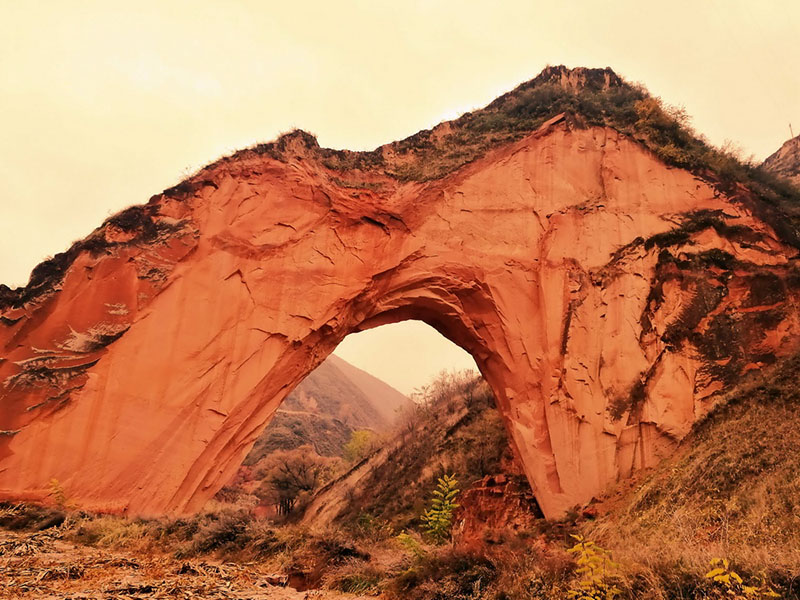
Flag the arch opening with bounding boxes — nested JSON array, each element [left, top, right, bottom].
[[212, 318, 541, 529]]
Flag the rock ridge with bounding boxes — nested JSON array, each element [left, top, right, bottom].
[[2, 69, 800, 518]]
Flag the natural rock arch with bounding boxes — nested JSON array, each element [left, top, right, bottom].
[[2, 111, 799, 519]]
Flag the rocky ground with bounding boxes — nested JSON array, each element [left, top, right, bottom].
[[0, 529, 357, 600]]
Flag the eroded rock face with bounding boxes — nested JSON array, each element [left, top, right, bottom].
[[454, 474, 543, 551], [2, 116, 799, 518]]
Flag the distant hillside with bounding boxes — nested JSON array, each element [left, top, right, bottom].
[[326, 355, 410, 427], [243, 354, 410, 465], [301, 371, 539, 532], [763, 134, 800, 186], [216, 355, 409, 507]]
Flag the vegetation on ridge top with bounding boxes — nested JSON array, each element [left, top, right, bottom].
[[251, 68, 792, 185], [234, 65, 800, 247]]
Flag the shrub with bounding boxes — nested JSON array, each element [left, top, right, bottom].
[[705, 558, 780, 599], [343, 430, 376, 463], [566, 535, 621, 600], [396, 531, 429, 561], [190, 511, 250, 554], [325, 560, 384, 594], [421, 474, 460, 545], [386, 549, 496, 600], [68, 515, 150, 549], [350, 512, 394, 541], [255, 445, 336, 516]]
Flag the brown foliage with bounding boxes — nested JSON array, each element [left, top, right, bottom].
[[255, 445, 339, 516]]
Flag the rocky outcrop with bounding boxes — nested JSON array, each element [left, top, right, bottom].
[[2, 69, 800, 519], [762, 134, 800, 186], [454, 474, 543, 551]]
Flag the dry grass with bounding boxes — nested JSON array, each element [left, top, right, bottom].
[[0, 508, 386, 598], [315, 372, 514, 532], [0, 528, 339, 599], [584, 354, 800, 597]]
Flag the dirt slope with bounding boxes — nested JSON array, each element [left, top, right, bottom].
[[581, 353, 800, 594]]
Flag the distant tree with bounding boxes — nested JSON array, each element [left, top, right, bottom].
[[255, 445, 335, 515], [343, 429, 376, 463], [412, 369, 481, 416]]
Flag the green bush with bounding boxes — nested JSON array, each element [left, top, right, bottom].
[[566, 535, 621, 600], [422, 474, 460, 545], [343, 430, 376, 463]]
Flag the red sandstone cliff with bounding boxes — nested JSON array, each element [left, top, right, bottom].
[[1, 67, 799, 518]]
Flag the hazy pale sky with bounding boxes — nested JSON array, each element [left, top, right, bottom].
[[2, 1, 798, 392]]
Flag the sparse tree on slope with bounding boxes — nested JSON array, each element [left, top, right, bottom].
[[256, 445, 335, 515]]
